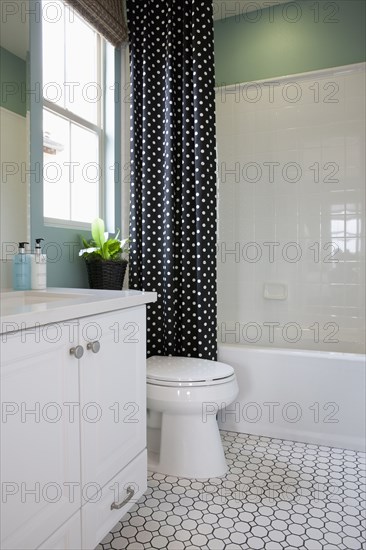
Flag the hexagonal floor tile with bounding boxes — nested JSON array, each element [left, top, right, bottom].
[[100, 431, 365, 550]]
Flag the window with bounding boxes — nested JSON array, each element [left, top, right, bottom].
[[42, 1, 105, 226]]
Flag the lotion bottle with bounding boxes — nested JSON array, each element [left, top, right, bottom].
[[31, 238, 47, 290], [12, 242, 31, 290]]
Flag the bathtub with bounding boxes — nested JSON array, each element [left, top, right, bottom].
[[217, 344, 366, 452]]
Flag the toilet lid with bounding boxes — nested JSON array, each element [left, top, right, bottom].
[[147, 356, 234, 383]]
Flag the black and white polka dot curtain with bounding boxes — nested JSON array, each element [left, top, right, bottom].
[[127, 0, 217, 360]]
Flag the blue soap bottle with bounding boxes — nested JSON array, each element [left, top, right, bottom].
[[13, 242, 31, 290]]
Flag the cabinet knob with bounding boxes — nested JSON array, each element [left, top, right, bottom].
[[111, 485, 135, 510], [87, 341, 101, 353], [69, 345, 84, 359]]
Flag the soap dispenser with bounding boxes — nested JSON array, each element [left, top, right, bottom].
[[12, 242, 31, 290], [31, 238, 47, 290]]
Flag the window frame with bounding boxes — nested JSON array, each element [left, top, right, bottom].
[[42, 5, 106, 229]]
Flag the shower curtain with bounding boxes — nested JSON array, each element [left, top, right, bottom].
[[127, 0, 217, 360]]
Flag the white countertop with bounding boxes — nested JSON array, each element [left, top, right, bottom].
[[0, 288, 157, 333]]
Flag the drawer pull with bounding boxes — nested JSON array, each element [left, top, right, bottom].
[[87, 341, 101, 353], [110, 486, 135, 510]]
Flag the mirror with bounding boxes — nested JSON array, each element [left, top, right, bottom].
[[0, 0, 30, 287]]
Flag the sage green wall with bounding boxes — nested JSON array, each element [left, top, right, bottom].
[[0, 47, 26, 117], [214, 0, 366, 85]]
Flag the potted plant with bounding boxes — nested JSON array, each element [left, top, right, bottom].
[[79, 218, 129, 290]]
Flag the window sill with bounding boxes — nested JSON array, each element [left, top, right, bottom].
[[44, 218, 91, 231]]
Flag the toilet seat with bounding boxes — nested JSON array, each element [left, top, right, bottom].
[[147, 355, 235, 387]]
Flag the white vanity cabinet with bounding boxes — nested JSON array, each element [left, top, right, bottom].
[[37, 511, 82, 550], [0, 300, 150, 550]]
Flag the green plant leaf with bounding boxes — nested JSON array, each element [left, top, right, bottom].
[[101, 241, 111, 260], [108, 240, 122, 258], [91, 218, 106, 249]]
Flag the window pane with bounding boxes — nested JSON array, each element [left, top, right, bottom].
[[43, 110, 70, 220], [42, 1, 65, 107], [42, 4, 99, 123], [70, 124, 99, 223], [65, 11, 98, 123]]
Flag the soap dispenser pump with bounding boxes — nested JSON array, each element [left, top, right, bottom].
[[13, 242, 31, 290], [31, 238, 47, 290]]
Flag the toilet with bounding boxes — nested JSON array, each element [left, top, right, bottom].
[[146, 355, 239, 479]]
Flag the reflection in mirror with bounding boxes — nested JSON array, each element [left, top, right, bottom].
[[0, 0, 30, 288]]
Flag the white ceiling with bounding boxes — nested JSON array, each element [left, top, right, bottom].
[[0, 0, 29, 60], [213, 0, 290, 20]]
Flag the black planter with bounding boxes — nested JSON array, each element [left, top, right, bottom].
[[85, 259, 128, 290]]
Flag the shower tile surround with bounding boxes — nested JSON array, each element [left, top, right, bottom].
[[216, 64, 365, 353], [98, 431, 365, 550]]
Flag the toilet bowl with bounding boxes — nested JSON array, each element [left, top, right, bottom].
[[146, 356, 239, 479]]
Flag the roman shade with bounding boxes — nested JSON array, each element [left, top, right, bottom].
[[64, 0, 128, 46]]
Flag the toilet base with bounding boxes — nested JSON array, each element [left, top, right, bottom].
[[147, 413, 228, 479]]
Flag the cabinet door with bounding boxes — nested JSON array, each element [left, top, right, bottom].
[[0, 323, 81, 550], [37, 510, 81, 550], [79, 306, 146, 490]]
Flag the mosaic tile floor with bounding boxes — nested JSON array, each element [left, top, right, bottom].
[[98, 431, 366, 550]]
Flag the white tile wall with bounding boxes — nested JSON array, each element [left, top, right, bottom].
[[216, 64, 366, 353]]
